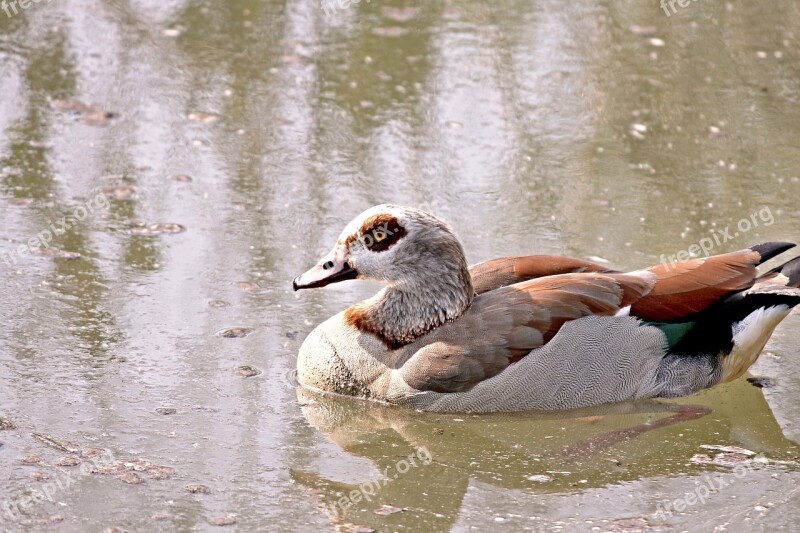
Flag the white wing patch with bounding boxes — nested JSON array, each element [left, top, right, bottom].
[[723, 305, 791, 382], [615, 305, 631, 317]]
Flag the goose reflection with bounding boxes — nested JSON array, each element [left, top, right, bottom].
[[291, 380, 798, 531]]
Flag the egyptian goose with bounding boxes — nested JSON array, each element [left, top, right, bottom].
[[293, 205, 800, 412]]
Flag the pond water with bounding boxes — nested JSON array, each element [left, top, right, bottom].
[[1, 1, 799, 532]]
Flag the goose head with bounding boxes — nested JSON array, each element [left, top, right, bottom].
[[293, 205, 474, 347], [293, 204, 470, 291]]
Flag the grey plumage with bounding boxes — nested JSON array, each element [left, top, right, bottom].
[[395, 316, 670, 412]]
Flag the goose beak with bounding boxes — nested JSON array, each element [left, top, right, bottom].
[[293, 246, 357, 291]]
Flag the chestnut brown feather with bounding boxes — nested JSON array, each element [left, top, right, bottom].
[[469, 250, 774, 323], [631, 250, 760, 321], [470, 255, 612, 294]]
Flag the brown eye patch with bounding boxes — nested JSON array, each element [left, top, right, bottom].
[[356, 214, 407, 252]]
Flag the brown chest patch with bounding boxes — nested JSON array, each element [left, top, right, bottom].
[[344, 306, 408, 350]]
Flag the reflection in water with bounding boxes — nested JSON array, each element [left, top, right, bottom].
[[1, 0, 799, 530], [294, 381, 798, 531]]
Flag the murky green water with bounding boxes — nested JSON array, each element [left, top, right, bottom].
[[1, 1, 800, 532]]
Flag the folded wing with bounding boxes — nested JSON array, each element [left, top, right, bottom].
[[469, 243, 796, 322], [398, 271, 654, 393]]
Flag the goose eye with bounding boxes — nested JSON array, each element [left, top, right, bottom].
[[373, 230, 387, 242]]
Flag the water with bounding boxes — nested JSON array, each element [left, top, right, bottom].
[[1, 1, 799, 531]]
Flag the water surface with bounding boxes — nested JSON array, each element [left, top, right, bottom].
[[1, 1, 800, 532]]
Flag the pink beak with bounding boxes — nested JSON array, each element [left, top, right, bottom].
[[293, 246, 357, 290]]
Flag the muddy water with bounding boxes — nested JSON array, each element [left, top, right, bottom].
[[1, 1, 800, 532]]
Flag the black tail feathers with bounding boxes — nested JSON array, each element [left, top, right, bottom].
[[762, 254, 800, 288], [669, 251, 800, 357], [750, 241, 796, 265]]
